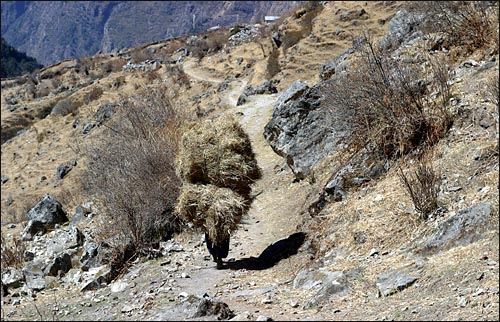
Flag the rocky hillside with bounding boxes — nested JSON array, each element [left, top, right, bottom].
[[1, 1, 300, 66], [1, 1, 499, 321]]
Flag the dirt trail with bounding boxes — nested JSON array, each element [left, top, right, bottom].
[[169, 58, 314, 318]]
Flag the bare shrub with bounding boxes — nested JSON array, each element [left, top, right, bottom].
[[325, 34, 452, 159], [84, 86, 104, 105], [166, 64, 190, 88], [407, 1, 498, 53], [485, 74, 499, 106], [1, 235, 26, 269], [51, 97, 81, 116], [398, 161, 441, 220], [82, 85, 185, 251], [130, 49, 154, 64]]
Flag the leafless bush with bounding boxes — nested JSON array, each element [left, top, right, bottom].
[[130, 49, 154, 64], [485, 74, 499, 106], [166, 64, 190, 88], [51, 97, 81, 116], [398, 161, 440, 220], [84, 86, 104, 105], [82, 85, 185, 251], [1, 235, 26, 269], [408, 1, 498, 53], [324, 34, 452, 159]]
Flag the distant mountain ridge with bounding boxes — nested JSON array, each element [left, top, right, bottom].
[[1, 1, 300, 66]]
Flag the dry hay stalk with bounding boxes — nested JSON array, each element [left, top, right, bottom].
[[175, 183, 248, 243], [176, 114, 261, 193]]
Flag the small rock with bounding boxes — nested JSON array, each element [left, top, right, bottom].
[[121, 305, 133, 313], [261, 296, 273, 304], [369, 248, 379, 256], [181, 272, 190, 278], [256, 316, 273, 321], [458, 297, 468, 307], [472, 288, 485, 297], [179, 292, 189, 298], [374, 194, 383, 202], [1, 175, 9, 184]]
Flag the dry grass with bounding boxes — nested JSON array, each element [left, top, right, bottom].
[[176, 114, 261, 197], [398, 160, 441, 220], [175, 183, 248, 243], [1, 235, 26, 269]]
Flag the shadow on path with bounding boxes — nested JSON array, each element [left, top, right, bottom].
[[224, 232, 307, 270]]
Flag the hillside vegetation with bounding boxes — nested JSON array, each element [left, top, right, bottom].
[[1, 1, 498, 321], [0, 37, 43, 78]]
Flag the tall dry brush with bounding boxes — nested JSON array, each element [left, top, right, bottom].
[[83, 85, 185, 251], [324, 33, 452, 159]]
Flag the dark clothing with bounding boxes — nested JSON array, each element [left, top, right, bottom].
[[205, 233, 230, 259]]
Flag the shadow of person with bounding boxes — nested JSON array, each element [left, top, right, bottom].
[[225, 232, 307, 270]]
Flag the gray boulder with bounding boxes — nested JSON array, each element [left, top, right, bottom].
[[22, 194, 68, 240], [379, 10, 427, 51], [254, 81, 278, 95], [376, 271, 419, 297], [293, 269, 348, 307], [1, 268, 24, 289], [319, 46, 354, 80], [264, 79, 351, 180], [420, 202, 491, 255], [80, 265, 113, 291], [44, 252, 73, 277], [94, 103, 117, 126], [46, 226, 85, 257]]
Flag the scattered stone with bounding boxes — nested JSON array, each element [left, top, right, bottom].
[[57, 164, 71, 180], [376, 271, 419, 297], [22, 194, 69, 240], [111, 281, 129, 293], [458, 297, 468, 307], [1, 175, 9, 184], [1, 268, 24, 289], [256, 316, 273, 321], [229, 311, 254, 321], [294, 269, 348, 307], [261, 295, 273, 304], [420, 202, 491, 255], [44, 252, 73, 277], [94, 103, 117, 126], [46, 226, 85, 257], [472, 288, 485, 297], [82, 122, 95, 135], [6, 196, 13, 206], [121, 305, 134, 313], [369, 248, 379, 256]]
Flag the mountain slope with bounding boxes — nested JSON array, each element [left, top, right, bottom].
[[1, 1, 300, 66]]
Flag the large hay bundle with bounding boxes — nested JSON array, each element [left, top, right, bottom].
[[176, 115, 261, 196], [175, 183, 248, 243]]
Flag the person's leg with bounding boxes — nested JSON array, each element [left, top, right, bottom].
[[205, 233, 217, 262], [214, 237, 230, 269]]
